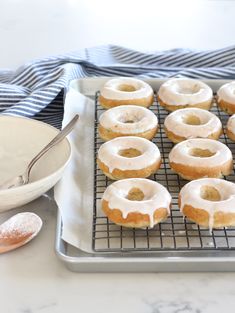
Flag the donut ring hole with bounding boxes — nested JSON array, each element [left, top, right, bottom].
[[189, 148, 216, 158], [117, 84, 137, 92], [118, 148, 142, 158], [176, 83, 201, 95], [123, 119, 135, 123], [117, 114, 142, 124], [200, 185, 221, 201], [182, 115, 202, 125], [126, 187, 145, 201]]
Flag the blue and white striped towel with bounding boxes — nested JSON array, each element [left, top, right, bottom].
[[0, 45, 235, 128]]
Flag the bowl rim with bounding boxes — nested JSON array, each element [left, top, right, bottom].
[[0, 115, 71, 194]]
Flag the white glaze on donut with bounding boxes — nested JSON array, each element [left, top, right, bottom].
[[158, 78, 213, 105], [100, 78, 153, 100], [169, 138, 232, 167], [99, 105, 158, 134], [179, 178, 235, 231], [102, 178, 171, 227], [227, 114, 235, 134], [217, 81, 235, 104], [164, 108, 222, 138], [98, 136, 161, 173]]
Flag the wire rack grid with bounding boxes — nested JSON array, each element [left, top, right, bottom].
[[92, 92, 235, 253]]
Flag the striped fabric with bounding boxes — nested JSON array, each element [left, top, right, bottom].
[[0, 45, 235, 128]]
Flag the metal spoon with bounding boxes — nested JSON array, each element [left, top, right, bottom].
[[0, 212, 42, 254], [0, 114, 79, 190]]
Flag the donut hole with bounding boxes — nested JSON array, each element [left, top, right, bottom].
[[189, 148, 216, 158], [183, 115, 202, 125], [127, 188, 145, 201], [123, 119, 135, 123], [177, 84, 201, 95], [118, 148, 142, 158], [117, 84, 137, 92], [200, 185, 221, 201], [182, 114, 210, 126], [118, 114, 140, 124]]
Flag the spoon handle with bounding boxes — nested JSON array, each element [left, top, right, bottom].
[[26, 114, 79, 176]]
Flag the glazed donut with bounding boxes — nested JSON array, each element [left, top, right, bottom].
[[227, 114, 235, 141], [98, 105, 158, 141], [164, 108, 222, 143], [169, 138, 233, 180], [97, 136, 161, 180], [99, 78, 154, 109], [102, 178, 171, 228], [179, 178, 235, 231], [217, 81, 235, 114], [158, 78, 213, 112]]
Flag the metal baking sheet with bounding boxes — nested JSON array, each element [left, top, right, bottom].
[[55, 77, 235, 272]]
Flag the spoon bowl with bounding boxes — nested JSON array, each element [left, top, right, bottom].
[[0, 212, 42, 253]]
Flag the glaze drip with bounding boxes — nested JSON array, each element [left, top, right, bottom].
[[102, 178, 172, 228], [179, 178, 235, 232]]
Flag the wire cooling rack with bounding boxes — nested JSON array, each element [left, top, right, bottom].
[[92, 92, 235, 253]]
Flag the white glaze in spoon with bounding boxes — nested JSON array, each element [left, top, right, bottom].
[[0, 212, 42, 254]]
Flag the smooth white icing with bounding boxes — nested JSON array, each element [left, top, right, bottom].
[[158, 78, 213, 106], [99, 105, 158, 134], [217, 81, 235, 104], [100, 78, 153, 100], [98, 136, 161, 173], [102, 178, 171, 228], [227, 114, 235, 134], [164, 108, 222, 138], [169, 138, 232, 167], [179, 178, 235, 231]]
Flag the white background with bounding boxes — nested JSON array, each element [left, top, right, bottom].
[[0, 0, 235, 68], [1, 1, 235, 312]]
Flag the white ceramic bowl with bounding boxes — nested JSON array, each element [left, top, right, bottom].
[[0, 116, 71, 212]]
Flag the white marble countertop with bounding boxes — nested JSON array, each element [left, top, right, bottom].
[[2, 195, 235, 313], [2, 194, 235, 313], [1, 0, 235, 312]]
